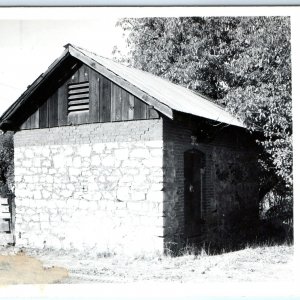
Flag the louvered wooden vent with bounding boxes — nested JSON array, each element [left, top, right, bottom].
[[68, 81, 90, 113]]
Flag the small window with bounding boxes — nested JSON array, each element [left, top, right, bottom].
[[68, 81, 90, 113]]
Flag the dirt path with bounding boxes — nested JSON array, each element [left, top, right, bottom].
[[0, 252, 68, 284], [0, 245, 294, 284]]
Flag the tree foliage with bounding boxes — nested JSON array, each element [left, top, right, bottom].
[[0, 131, 14, 197], [114, 17, 292, 197]]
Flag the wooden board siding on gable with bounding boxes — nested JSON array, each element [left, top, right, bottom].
[[20, 63, 159, 130]]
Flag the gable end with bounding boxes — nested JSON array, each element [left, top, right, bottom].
[[19, 63, 160, 130]]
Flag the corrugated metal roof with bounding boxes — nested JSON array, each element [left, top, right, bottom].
[[76, 45, 245, 128]]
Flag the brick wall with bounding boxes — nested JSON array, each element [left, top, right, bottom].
[[14, 119, 164, 255], [162, 116, 260, 250]]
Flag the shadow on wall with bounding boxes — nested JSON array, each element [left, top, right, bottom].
[[177, 205, 293, 256], [165, 187, 293, 256]]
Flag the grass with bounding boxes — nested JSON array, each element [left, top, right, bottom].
[[0, 242, 294, 284]]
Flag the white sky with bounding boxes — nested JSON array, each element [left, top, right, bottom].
[[0, 16, 126, 114]]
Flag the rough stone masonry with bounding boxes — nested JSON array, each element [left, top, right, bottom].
[[14, 119, 164, 254]]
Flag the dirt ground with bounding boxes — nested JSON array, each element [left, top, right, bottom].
[[0, 244, 294, 284], [0, 252, 68, 284]]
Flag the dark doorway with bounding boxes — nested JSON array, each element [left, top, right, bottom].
[[184, 149, 205, 239]]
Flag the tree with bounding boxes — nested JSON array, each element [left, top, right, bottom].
[[114, 17, 292, 200], [0, 131, 14, 198], [221, 17, 292, 194]]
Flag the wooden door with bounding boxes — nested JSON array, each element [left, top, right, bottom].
[[184, 149, 205, 238]]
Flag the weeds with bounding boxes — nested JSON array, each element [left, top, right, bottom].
[[178, 244, 209, 258]]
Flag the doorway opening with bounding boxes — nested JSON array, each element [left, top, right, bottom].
[[184, 149, 205, 239]]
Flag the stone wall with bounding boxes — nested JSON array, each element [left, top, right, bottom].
[[14, 119, 164, 255], [163, 116, 260, 250]]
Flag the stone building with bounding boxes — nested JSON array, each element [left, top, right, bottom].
[[0, 44, 260, 254]]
